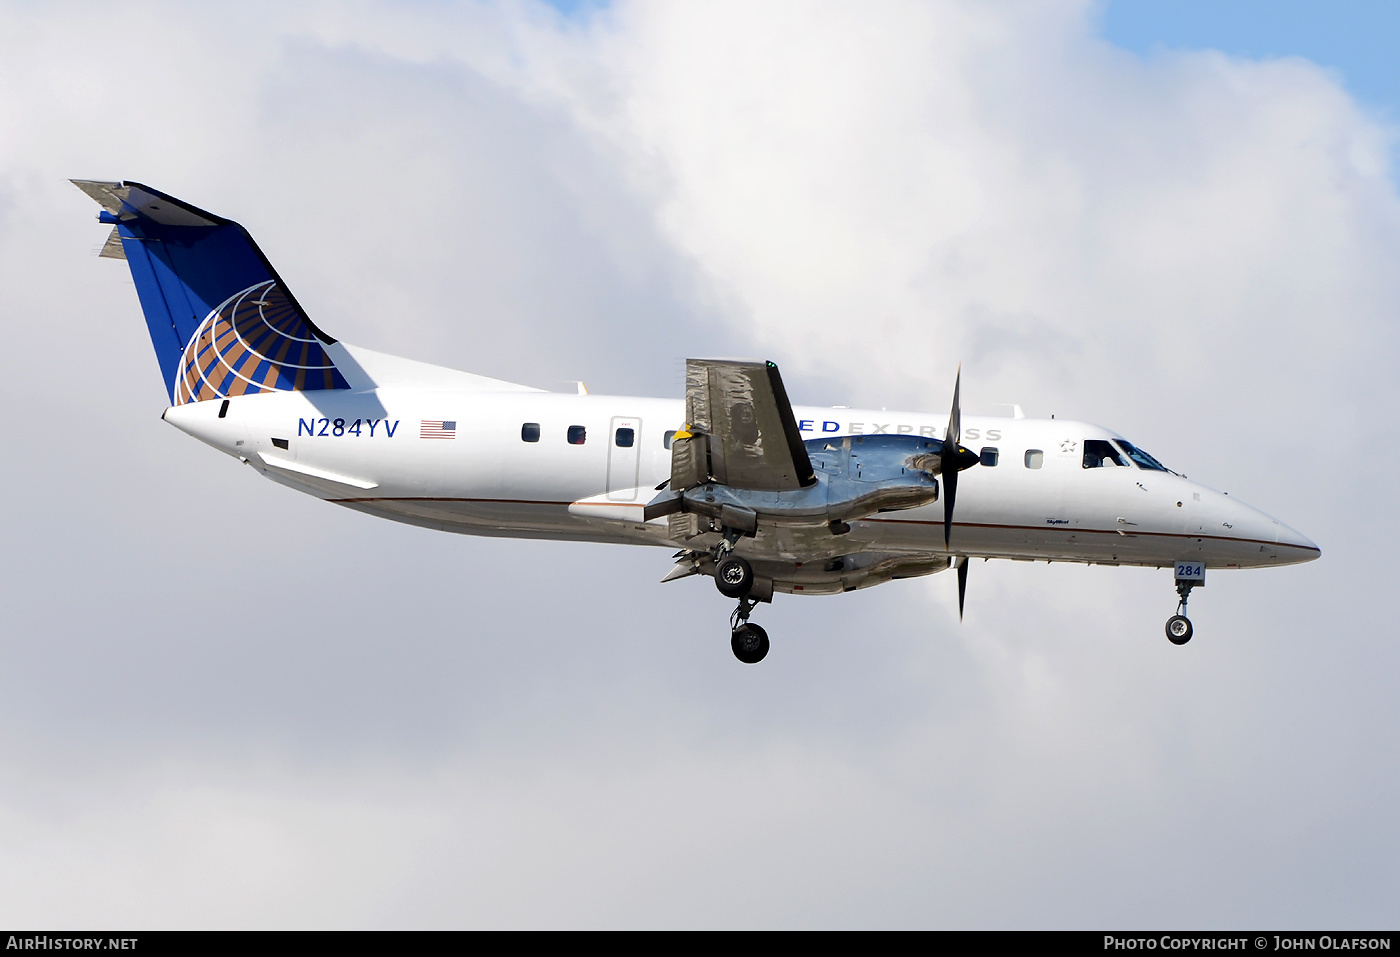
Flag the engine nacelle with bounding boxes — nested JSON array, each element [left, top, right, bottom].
[[648, 435, 945, 530]]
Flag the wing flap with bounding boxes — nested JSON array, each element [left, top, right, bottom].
[[682, 359, 815, 491]]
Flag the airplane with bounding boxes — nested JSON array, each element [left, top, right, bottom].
[[72, 179, 1321, 664]]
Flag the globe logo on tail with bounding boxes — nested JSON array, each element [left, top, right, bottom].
[[174, 280, 348, 404]]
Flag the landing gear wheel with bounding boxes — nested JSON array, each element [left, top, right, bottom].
[[1166, 615, 1193, 645], [731, 623, 770, 664], [715, 556, 755, 598]]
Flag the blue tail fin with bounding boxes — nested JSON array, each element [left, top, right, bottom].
[[72, 180, 349, 405]]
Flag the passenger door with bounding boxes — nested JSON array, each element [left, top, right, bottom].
[[606, 416, 642, 500]]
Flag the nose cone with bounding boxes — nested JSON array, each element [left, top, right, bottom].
[[1275, 519, 1321, 562], [1220, 492, 1321, 567]]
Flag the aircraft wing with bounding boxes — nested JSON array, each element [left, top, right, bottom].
[[674, 359, 816, 492]]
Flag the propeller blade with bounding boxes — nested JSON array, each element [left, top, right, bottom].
[[941, 365, 965, 551], [943, 466, 958, 550], [957, 556, 968, 621], [945, 365, 962, 448], [939, 366, 978, 612]]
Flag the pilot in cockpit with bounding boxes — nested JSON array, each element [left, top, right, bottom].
[[1083, 439, 1128, 469]]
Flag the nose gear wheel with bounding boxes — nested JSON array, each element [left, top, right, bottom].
[[1166, 615, 1193, 644]]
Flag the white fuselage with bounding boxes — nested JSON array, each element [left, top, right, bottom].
[[162, 349, 1319, 580]]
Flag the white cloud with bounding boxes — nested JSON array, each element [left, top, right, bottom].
[[0, 0, 1394, 928]]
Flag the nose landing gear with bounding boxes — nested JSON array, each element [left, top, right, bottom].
[[1166, 562, 1204, 645]]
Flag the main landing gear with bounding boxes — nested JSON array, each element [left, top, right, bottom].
[[730, 599, 769, 664], [715, 555, 754, 598], [712, 531, 769, 663]]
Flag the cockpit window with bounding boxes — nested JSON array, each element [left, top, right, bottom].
[[1114, 439, 1170, 472], [1083, 439, 1127, 468]]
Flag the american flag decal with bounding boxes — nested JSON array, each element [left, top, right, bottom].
[[420, 419, 457, 439]]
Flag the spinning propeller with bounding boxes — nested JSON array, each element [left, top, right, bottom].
[[940, 366, 981, 619]]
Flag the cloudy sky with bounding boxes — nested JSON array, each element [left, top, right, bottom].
[[0, 0, 1395, 928]]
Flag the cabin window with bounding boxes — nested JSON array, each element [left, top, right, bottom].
[[615, 427, 635, 448], [980, 447, 999, 467], [1024, 449, 1043, 469], [271, 437, 289, 450], [1082, 438, 1127, 468], [1114, 439, 1171, 472], [663, 430, 677, 450], [567, 425, 587, 445], [521, 422, 540, 443]]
